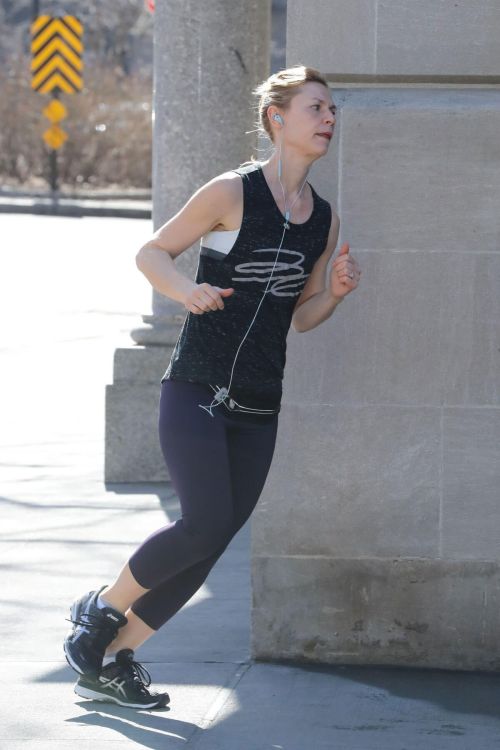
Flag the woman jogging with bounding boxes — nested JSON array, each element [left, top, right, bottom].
[[63, 64, 361, 709]]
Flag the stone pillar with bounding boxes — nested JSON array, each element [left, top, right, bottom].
[[251, 0, 500, 670], [105, 0, 270, 481]]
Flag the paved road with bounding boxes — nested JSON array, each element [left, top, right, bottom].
[[1, 214, 500, 749]]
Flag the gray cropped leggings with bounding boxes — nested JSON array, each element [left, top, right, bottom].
[[127, 379, 279, 630]]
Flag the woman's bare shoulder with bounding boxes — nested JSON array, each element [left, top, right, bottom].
[[204, 169, 244, 199], [197, 170, 244, 231]]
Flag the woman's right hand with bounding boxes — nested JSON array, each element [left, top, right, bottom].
[[184, 282, 235, 314]]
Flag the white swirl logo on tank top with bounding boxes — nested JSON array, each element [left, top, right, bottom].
[[231, 248, 308, 297]]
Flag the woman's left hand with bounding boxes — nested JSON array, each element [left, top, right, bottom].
[[329, 242, 361, 301]]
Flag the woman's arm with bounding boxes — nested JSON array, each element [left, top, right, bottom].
[[136, 173, 241, 313], [291, 211, 361, 333], [291, 211, 341, 333], [291, 288, 343, 333]]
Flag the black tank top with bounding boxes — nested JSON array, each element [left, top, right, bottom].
[[161, 162, 332, 412]]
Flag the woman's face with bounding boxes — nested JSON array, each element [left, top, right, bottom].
[[278, 81, 337, 159]]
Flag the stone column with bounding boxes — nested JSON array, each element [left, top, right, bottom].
[[105, 0, 270, 481], [251, 0, 500, 670]]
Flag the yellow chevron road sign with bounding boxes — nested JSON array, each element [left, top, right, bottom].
[[31, 15, 83, 94]]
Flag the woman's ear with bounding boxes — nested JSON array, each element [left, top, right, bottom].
[[268, 107, 283, 130]]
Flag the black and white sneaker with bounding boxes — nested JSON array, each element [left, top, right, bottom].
[[74, 648, 170, 709], [66, 586, 99, 631], [63, 585, 128, 676]]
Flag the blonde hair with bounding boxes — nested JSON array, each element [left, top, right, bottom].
[[253, 64, 329, 144]]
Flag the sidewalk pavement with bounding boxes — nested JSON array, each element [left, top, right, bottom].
[[1, 213, 500, 749]]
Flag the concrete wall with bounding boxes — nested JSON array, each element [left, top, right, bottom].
[[251, 0, 500, 670]]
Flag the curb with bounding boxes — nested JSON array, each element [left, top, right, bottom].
[[0, 198, 152, 219]]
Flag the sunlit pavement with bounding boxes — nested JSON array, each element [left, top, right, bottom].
[[1, 214, 500, 749]]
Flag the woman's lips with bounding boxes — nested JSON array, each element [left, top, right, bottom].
[[316, 132, 332, 140]]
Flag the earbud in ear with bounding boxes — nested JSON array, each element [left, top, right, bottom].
[[273, 113, 284, 125]]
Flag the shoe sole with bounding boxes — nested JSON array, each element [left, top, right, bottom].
[[74, 682, 163, 709]]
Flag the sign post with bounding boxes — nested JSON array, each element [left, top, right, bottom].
[[30, 14, 84, 192]]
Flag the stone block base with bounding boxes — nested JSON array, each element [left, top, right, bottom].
[[251, 555, 500, 671], [104, 345, 172, 482]]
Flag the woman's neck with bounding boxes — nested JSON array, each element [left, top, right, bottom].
[[261, 151, 312, 200]]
